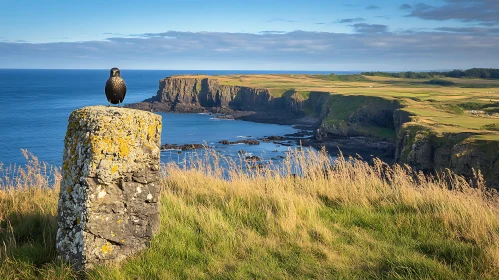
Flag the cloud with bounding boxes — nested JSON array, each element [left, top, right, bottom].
[[1, 30, 499, 70], [267, 18, 298, 23], [352, 23, 388, 33], [258, 31, 287, 35], [408, 0, 499, 26], [365, 5, 380, 10], [435, 27, 499, 33], [400, 4, 412, 10], [335, 18, 365, 23]]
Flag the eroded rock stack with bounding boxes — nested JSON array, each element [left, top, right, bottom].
[[56, 106, 162, 269]]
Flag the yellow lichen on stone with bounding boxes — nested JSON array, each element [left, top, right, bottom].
[[117, 136, 131, 158], [148, 124, 156, 140], [101, 242, 113, 255], [57, 106, 162, 268]]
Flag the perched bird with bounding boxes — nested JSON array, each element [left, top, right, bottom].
[[105, 67, 127, 106]]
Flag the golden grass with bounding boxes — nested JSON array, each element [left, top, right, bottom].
[[173, 74, 499, 140], [1, 150, 499, 278], [0, 150, 61, 256]]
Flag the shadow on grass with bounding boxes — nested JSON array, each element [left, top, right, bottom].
[[1, 212, 58, 266]]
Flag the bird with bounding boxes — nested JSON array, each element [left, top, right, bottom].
[[105, 67, 127, 106]]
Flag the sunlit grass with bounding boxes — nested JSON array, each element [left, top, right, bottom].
[[173, 74, 499, 142], [1, 150, 499, 279]]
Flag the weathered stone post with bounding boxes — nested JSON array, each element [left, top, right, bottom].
[[56, 106, 162, 269]]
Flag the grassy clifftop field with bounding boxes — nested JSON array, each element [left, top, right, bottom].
[[1, 150, 499, 279], [179, 73, 499, 140], [160, 73, 499, 188]]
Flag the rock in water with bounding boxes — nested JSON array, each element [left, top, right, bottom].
[[56, 106, 162, 269]]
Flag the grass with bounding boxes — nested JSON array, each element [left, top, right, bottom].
[[2, 150, 499, 279], [173, 73, 499, 140]]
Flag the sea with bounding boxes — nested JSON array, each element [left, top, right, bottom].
[[0, 69, 355, 167]]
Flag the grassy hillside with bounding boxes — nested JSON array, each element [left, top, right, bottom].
[[1, 150, 499, 279], [178, 74, 499, 141]]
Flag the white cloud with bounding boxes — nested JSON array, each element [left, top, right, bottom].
[[1, 30, 498, 70]]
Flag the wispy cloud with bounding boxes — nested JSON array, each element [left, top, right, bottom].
[[258, 31, 287, 35], [365, 5, 381, 10], [1, 30, 499, 70], [335, 18, 365, 23], [352, 23, 388, 33], [267, 18, 298, 23], [435, 27, 499, 33], [407, 0, 499, 26], [400, 4, 412, 10]]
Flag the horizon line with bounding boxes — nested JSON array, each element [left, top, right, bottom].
[[0, 68, 463, 72]]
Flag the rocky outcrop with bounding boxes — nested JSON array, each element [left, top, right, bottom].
[[130, 76, 499, 188], [128, 77, 305, 122], [313, 94, 402, 141], [219, 139, 260, 145], [396, 125, 499, 188], [161, 143, 207, 151], [56, 106, 162, 269]]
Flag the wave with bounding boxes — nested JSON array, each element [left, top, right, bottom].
[[209, 117, 234, 121]]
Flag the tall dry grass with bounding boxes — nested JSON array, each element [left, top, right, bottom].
[[0, 150, 74, 278], [1, 148, 499, 279], [166, 148, 499, 247]]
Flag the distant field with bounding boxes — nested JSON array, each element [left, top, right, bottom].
[[175, 74, 499, 141]]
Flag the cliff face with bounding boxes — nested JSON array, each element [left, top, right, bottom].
[[311, 93, 401, 141], [130, 76, 499, 188], [145, 77, 300, 113], [396, 125, 499, 188]]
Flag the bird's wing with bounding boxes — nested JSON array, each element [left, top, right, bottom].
[[105, 79, 113, 101], [123, 80, 127, 99]]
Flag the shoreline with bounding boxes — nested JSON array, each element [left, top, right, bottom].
[[125, 74, 499, 189], [128, 102, 396, 164]]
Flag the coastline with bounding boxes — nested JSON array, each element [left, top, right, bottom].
[[128, 102, 396, 164], [126, 74, 499, 188]]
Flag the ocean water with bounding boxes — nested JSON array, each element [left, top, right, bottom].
[[0, 69, 342, 166]]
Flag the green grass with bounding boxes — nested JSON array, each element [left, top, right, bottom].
[[428, 79, 456, 86], [176, 73, 499, 143], [481, 123, 499, 131], [2, 151, 499, 279], [313, 73, 370, 82]]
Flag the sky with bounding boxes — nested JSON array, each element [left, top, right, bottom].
[[0, 0, 498, 71]]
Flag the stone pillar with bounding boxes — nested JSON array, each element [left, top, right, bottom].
[[56, 106, 162, 269]]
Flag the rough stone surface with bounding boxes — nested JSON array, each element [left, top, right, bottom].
[[396, 125, 499, 188], [56, 106, 162, 269], [126, 77, 306, 122]]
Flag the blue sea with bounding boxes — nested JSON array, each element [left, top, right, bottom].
[[0, 69, 350, 167]]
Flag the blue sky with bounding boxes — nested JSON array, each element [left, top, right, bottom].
[[1, 0, 498, 70]]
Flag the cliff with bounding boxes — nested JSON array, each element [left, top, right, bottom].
[[396, 125, 499, 188], [129, 76, 499, 188], [129, 77, 304, 122]]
